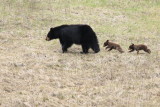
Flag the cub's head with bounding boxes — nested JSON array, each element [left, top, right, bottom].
[[129, 43, 134, 50], [103, 40, 109, 47], [46, 28, 59, 41]]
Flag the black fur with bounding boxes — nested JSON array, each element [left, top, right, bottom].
[[46, 24, 100, 53]]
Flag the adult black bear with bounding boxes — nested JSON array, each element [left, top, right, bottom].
[[46, 24, 100, 53]]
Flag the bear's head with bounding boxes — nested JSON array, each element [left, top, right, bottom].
[[46, 28, 59, 41], [129, 43, 134, 50], [103, 40, 109, 47]]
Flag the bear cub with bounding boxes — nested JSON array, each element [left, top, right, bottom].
[[103, 40, 124, 53], [128, 43, 151, 54]]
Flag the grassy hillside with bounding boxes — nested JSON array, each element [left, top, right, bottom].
[[0, 0, 160, 106]]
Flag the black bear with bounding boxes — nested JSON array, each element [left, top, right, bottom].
[[128, 43, 151, 54], [103, 40, 124, 53], [46, 24, 100, 53]]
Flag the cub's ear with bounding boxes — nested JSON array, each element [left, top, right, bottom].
[[131, 43, 134, 45], [107, 40, 109, 42]]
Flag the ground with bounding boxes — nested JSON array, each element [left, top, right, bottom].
[[0, 0, 160, 107]]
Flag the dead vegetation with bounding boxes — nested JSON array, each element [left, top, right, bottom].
[[0, 0, 160, 107]]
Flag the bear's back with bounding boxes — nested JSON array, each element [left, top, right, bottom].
[[59, 24, 94, 44]]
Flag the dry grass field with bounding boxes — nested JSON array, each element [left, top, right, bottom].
[[0, 0, 160, 107]]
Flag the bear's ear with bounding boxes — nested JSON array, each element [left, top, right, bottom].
[[131, 43, 134, 45], [50, 28, 54, 30], [107, 40, 109, 42]]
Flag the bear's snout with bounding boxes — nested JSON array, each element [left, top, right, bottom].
[[46, 37, 50, 41]]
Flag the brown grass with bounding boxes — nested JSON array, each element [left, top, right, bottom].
[[0, 0, 160, 107]]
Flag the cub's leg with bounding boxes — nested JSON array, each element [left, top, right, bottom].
[[105, 46, 109, 50], [108, 47, 114, 51], [144, 49, 151, 54], [129, 50, 134, 52], [117, 47, 124, 53]]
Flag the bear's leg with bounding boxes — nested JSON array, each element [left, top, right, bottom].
[[62, 43, 73, 53], [147, 49, 151, 54], [105, 47, 109, 49], [136, 50, 139, 54], [144, 49, 151, 54], [129, 49, 134, 52], [81, 44, 89, 54], [117, 47, 124, 53], [62, 45, 67, 53], [108, 47, 114, 51]]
